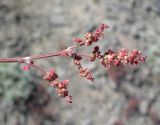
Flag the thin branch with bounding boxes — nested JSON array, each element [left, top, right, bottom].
[[30, 64, 46, 75]]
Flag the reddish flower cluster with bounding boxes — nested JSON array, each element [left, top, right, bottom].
[[79, 67, 94, 82], [71, 53, 94, 82], [73, 24, 109, 46], [43, 68, 58, 82], [89, 47, 146, 70], [60, 46, 76, 57], [43, 68, 72, 103]]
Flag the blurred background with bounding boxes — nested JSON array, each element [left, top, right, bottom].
[[0, 0, 160, 125]]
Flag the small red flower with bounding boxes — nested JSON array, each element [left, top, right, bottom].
[[84, 32, 93, 46], [66, 95, 72, 103], [61, 80, 69, 87], [23, 65, 30, 71], [86, 73, 94, 82]]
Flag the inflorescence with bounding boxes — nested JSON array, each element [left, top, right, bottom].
[[0, 24, 146, 103]]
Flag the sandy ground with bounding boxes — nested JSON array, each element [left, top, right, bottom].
[[0, 0, 160, 125]]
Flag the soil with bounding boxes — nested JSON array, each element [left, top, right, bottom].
[[0, 0, 160, 125]]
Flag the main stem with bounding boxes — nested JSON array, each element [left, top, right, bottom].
[[0, 45, 78, 63], [0, 52, 61, 63]]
